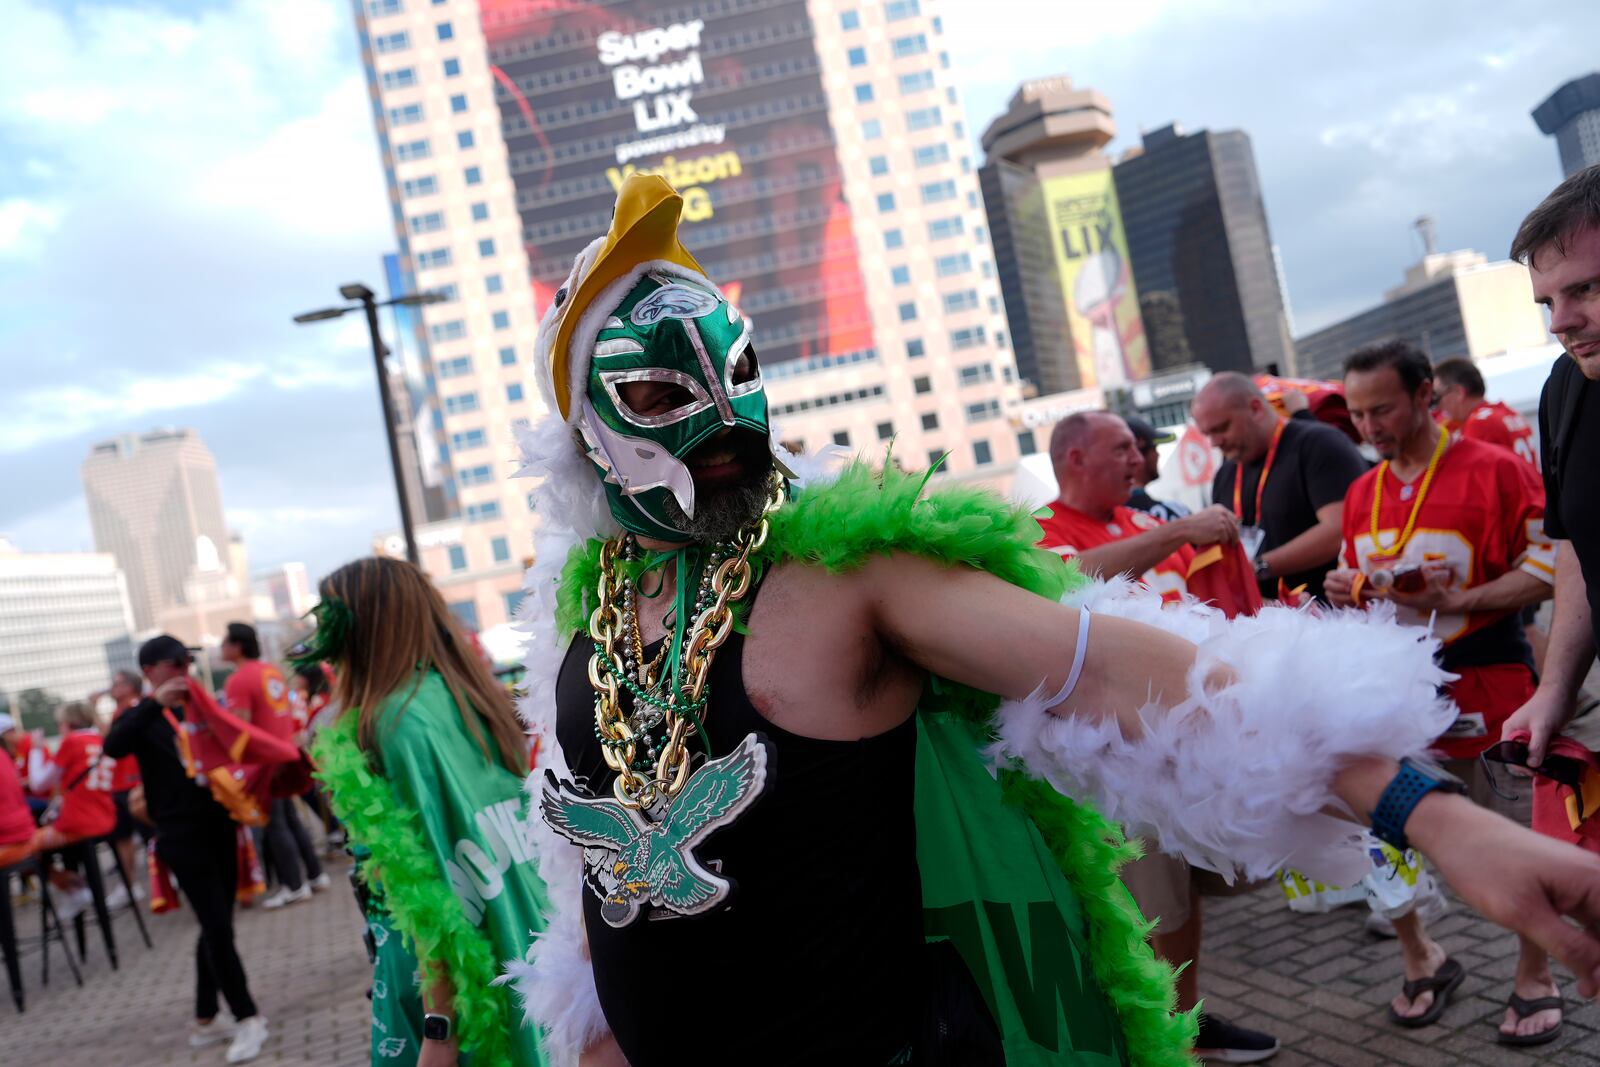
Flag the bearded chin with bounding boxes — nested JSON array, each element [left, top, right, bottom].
[[661, 459, 773, 542]]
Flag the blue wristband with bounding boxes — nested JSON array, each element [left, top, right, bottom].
[[1369, 758, 1467, 852]]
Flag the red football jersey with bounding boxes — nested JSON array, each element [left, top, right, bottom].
[[0, 754, 33, 847], [224, 660, 296, 743], [51, 728, 117, 839], [1452, 400, 1536, 467], [1037, 502, 1197, 604]]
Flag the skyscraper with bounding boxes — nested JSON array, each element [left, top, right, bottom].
[[1112, 123, 1296, 377], [1533, 73, 1600, 178], [0, 539, 137, 706], [80, 428, 250, 639]]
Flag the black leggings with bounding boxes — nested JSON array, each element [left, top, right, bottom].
[[157, 817, 259, 1022], [261, 797, 323, 891]]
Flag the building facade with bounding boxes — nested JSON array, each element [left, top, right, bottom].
[[80, 428, 252, 642], [1533, 73, 1600, 178], [1294, 252, 1550, 380], [1112, 123, 1296, 377], [0, 540, 137, 707]]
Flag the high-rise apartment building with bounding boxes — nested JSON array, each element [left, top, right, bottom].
[[979, 76, 1151, 397], [80, 428, 251, 641], [0, 540, 137, 706], [1112, 123, 1296, 377], [1534, 73, 1600, 178]]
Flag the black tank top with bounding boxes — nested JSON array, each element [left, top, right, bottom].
[[554, 587, 921, 1066]]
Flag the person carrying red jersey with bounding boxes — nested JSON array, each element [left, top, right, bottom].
[[1327, 341, 1562, 1044], [1432, 357, 1538, 466]]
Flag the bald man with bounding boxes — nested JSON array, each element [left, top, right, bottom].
[[1191, 372, 1368, 602]]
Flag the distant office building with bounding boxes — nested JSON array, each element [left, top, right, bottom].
[[979, 76, 1150, 396], [1294, 249, 1549, 380], [80, 429, 252, 641], [0, 539, 137, 706], [252, 562, 317, 621], [1534, 73, 1600, 178], [1112, 123, 1295, 377]]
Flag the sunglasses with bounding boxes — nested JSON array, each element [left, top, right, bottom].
[[1480, 739, 1592, 818]]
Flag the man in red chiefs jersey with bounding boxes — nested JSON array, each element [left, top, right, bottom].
[[1432, 357, 1538, 466], [1327, 340, 1560, 1041], [221, 623, 326, 909]]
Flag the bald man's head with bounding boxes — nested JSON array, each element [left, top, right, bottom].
[[1191, 372, 1277, 464], [1049, 411, 1142, 515]]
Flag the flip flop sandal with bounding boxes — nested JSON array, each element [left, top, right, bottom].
[[1387, 957, 1464, 1028], [1497, 993, 1564, 1046]]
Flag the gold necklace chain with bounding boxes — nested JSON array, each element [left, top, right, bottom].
[[588, 476, 783, 810], [1369, 426, 1447, 558]]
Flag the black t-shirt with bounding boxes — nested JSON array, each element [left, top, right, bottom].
[[1212, 418, 1370, 601], [102, 697, 229, 829], [1539, 356, 1600, 654]]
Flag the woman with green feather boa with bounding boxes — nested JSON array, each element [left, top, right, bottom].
[[304, 557, 548, 1067]]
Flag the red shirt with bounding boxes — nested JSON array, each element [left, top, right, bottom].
[[1451, 400, 1536, 466], [0, 754, 33, 846], [109, 701, 142, 792], [224, 660, 296, 744], [1037, 502, 1197, 604], [51, 728, 117, 839]]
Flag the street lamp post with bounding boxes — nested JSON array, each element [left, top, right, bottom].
[[293, 283, 445, 567]]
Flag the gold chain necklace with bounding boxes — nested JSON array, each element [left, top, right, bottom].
[[1369, 427, 1447, 558], [588, 476, 783, 810]]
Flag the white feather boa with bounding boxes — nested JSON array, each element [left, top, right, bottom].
[[989, 577, 1459, 888]]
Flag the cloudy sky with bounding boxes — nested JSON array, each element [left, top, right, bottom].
[[0, 0, 1591, 582]]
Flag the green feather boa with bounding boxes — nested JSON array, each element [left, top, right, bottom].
[[313, 712, 516, 1067], [556, 460, 1197, 1066]]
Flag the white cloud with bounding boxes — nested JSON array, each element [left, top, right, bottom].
[[0, 198, 63, 257]]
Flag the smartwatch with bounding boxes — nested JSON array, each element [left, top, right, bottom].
[[423, 1013, 453, 1043], [1369, 756, 1468, 852]]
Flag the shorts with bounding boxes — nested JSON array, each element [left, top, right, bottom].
[[113, 790, 151, 844], [1120, 835, 1263, 930], [1434, 663, 1536, 761]]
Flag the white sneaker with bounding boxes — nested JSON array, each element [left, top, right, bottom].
[[261, 884, 312, 910], [55, 886, 93, 923], [226, 1015, 268, 1063], [189, 1014, 236, 1048], [1366, 888, 1450, 937], [104, 883, 131, 910], [308, 872, 332, 892]]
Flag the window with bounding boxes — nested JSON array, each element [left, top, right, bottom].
[[429, 282, 458, 302], [395, 138, 430, 161], [409, 210, 444, 234], [906, 106, 942, 132], [507, 383, 524, 403], [456, 130, 474, 148], [854, 84, 874, 104], [401, 175, 437, 198], [848, 46, 867, 67], [899, 70, 935, 94], [868, 155, 888, 176], [886, 0, 921, 19], [840, 10, 860, 29], [832, 431, 851, 447], [367, 0, 403, 14], [941, 51, 951, 69], [921, 412, 939, 430], [448, 545, 467, 572], [862, 119, 882, 140], [876, 421, 894, 441], [484, 273, 503, 294], [951, 326, 988, 351], [470, 202, 488, 221], [444, 392, 478, 414], [448, 600, 480, 631], [876, 192, 896, 212], [891, 33, 928, 58], [981, 259, 994, 278], [466, 501, 502, 523], [996, 330, 1008, 348], [430, 319, 466, 342], [973, 439, 993, 465], [417, 247, 452, 269], [891, 265, 911, 286], [450, 94, 468, 114], [498, 346, 516, 366], [374, 31, 409, 54], [884, 229, 903, 250], [965, 400, 1001, 423], [898, 302, 917, 322], [1017, 430, 1037, 456], [436, 21, 454, 40], [380, 67, 416, 90], [491, 536, 510, 563], [451, 429, 487, 451], [914, 376, 931, 394], [928, 449, 946, 470], [387, 103, 424, 126], [943, 290, 979, 313], [464, 166, 482, 185], [491, 310, 510, 329], [458, 464, 493, 487], [927, 216, 964, 240], [958, 361, 994, 384], [443, 57, 460, 77], [935, 252, 972, 277], [913, 144, 950, 168], [438, 356, 472, 378], [503, 591, 524, 618], [906, 338, 925, 359], [921, 179, 957, 204]]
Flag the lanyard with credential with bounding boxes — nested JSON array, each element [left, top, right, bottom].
[[1233, 418, 1287, 524]]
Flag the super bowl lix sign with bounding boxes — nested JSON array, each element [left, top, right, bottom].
[[598, 20, 707, 134]]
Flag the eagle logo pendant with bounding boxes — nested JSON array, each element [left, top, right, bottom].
[[540, 732, 770, 927]]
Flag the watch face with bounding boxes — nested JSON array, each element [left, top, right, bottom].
[[423, 1014, 451, 1042]]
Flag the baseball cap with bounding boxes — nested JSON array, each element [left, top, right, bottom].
[[1124, 415, 1176, 448], [137, 634, 192, 668], [0, 713, 15, 734]]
